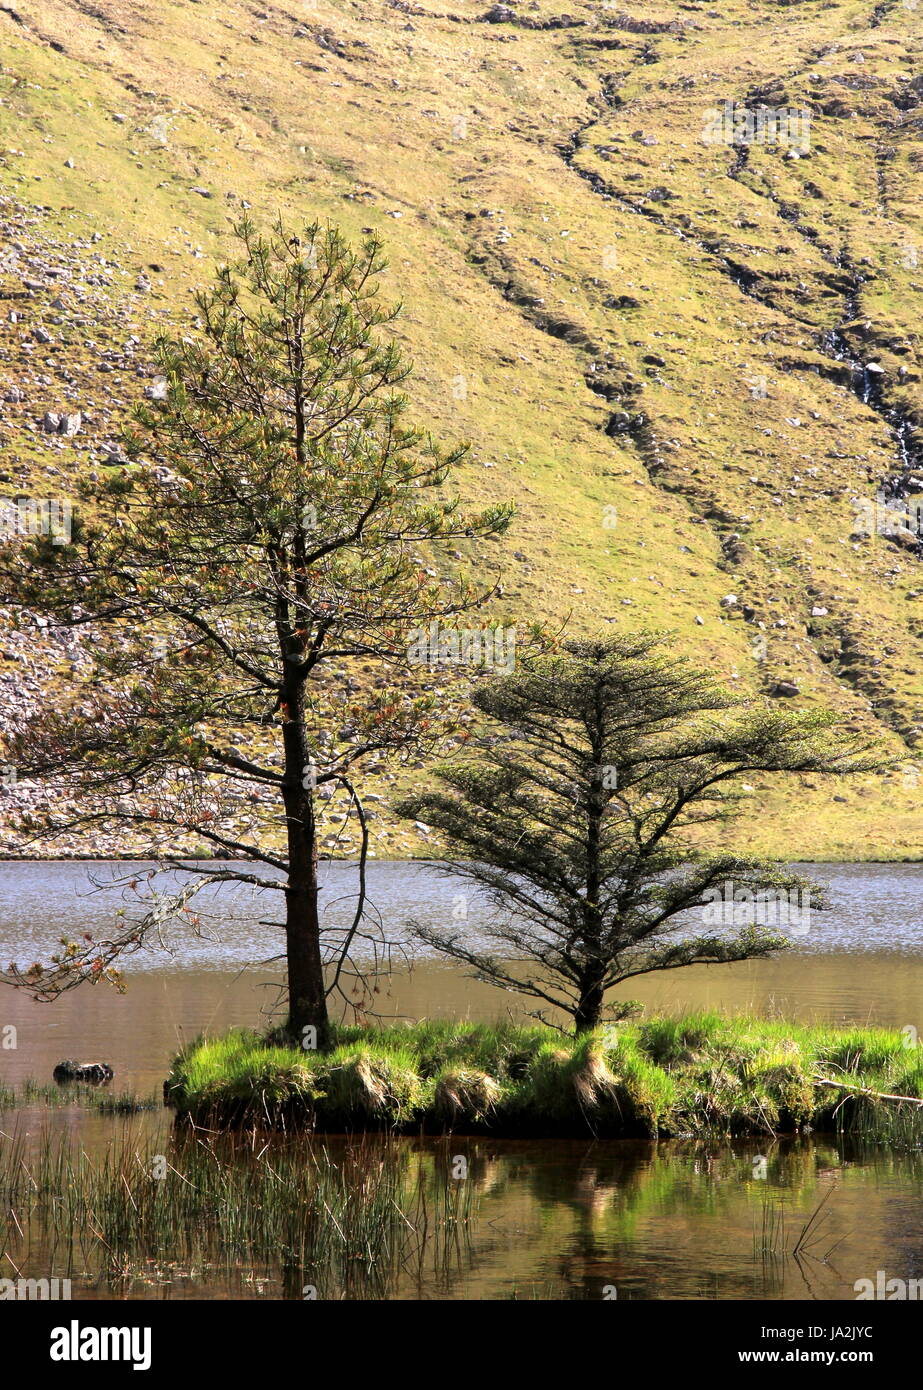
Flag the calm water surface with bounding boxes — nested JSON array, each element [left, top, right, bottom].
[[0, 860, 921, 1300]]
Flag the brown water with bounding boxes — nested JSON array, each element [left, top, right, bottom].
[[5, 953, 923, 1094], [1, 861, 922, 1300], [1, 1117, 920, 1301]]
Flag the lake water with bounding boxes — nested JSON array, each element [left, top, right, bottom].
[[1, 860, 922, 1300]]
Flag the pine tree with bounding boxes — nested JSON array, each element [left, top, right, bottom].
[[0, 217, 512, 1044], [398, 634, 888, 1032]]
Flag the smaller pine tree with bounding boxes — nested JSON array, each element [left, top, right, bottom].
[[398, 633, 889, 1032]]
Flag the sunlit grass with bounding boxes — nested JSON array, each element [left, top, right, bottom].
[[166, 1014, 923, 1141]]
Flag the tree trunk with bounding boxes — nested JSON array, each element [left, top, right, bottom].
[[574, 976, 605, 1034], [282, 684, 330, 1049], [576, 708, 607, 1036]]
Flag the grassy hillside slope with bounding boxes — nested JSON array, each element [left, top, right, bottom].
[[0, 0, 921, 857]]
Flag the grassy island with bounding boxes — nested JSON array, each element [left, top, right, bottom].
[[165, 1013, 923, 1141]]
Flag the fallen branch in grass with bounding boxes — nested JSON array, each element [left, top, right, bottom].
[[813, 1075, 923, 1107]]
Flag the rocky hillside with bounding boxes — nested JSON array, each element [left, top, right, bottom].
[[0, 0, 922, 858]]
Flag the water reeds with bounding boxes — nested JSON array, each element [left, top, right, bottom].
[[0, 1126, 478, 1298], [0, 1079, 160, 1113]]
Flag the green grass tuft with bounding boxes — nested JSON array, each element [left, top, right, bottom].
[[165, 1013, 923, 1140]]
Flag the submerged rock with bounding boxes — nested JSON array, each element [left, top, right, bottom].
[[53, 1060, 114, 1084]]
